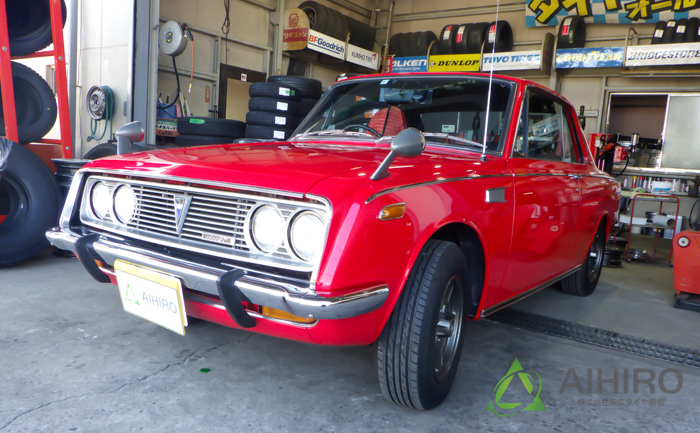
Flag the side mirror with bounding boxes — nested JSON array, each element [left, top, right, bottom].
[[116, 121, 145, 155], [370, 128, 425, 181]]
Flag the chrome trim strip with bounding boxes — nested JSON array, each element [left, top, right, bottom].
[[46, 228, 389, 320], [365, 173, 511, 204], [480, 264, 582, 318]]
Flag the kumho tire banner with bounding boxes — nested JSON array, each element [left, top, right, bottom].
[[527, 0, 700, 27]]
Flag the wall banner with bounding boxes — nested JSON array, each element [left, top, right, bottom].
[[555, 47, 625, 68], [526, 0, 700, 27], [428, 54, 481, 72], [482, 51, 542, 71], [385, 56, 428, 73], [626, 42, 700, 66], [306, 30, 345, 60], [346, 45, 379, 69]]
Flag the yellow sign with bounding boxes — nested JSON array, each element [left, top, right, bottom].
[[428, 54, 481, 72]]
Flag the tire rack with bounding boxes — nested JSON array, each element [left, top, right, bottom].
[[0, 0, 72, 158]]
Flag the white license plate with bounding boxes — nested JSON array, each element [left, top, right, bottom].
[[115, 260, 188, 336]]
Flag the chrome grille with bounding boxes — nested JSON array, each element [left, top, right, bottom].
[[180, 195, 254, 251], [128, 186, 179, 235]]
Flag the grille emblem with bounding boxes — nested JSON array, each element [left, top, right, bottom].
[[173, 195, 192, 234]]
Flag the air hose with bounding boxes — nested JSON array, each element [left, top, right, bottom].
[[86, 85, 115, 142]]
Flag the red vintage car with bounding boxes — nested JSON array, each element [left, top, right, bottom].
[[47, 73, 620, 410]]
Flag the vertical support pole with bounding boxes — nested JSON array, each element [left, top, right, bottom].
[[0, 0, 19, 143], [50, 0, 73, 158], [68, 0, 79, 156]]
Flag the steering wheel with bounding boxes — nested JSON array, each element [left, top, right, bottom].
[[343, 124, 382, 137]]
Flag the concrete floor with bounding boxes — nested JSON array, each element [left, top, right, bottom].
[[2, 248, 700, 432]]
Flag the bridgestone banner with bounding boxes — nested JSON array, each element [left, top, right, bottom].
[[626, 42, 700, 66]]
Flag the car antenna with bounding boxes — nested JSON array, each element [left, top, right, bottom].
[[481, 0, 500, 163]]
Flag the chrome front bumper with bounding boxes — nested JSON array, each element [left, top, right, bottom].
[[47, 227, 388, 321]]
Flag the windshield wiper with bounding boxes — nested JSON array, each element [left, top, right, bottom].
[[294, 130, 379, 139], [422, 133, 485, 148]]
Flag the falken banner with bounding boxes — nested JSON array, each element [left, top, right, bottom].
[[526, 0, 700, 27]]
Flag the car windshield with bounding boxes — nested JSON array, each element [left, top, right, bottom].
[[293, 76, 516, 154]]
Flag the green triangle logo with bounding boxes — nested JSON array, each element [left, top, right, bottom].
[[124, 284, 140, 305], [486, 358, 546, 417]]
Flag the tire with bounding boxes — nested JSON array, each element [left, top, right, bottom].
[[684, 18, 700, 43], [176, 117, 245, 137], [662, 20, 677, 44], [557, 16, 586, 49], [347, 16, 375, 50], [174, 134, 235, 147], [299, 98, 319, 115], [398, 32, 413, 57], [0, 62, 58, 144], [561, 223, 606, 297], [7, 0, 67, 57], [377, 240, 468, 410], [244, 125, 295, 141], [299, 1, 329, 34], [673, 18, 688, 43], [82, 142, 117, 159], [407, 32, 423, 56], [451, 24, 472, 54], [388, 33, 403, 55], [249, 82, 302, 101], [484, 20, 514, 53], [651, 21, 667, 45], [246, 111, 303, 128], [438, 25, 458, 54], [248, 97, 306, 116], [467, 22, 489, 53], [0, 141, 61, 266], [417, 31, 437, 56], [268, 75, 323, 99], [332, 9, 349, 42]]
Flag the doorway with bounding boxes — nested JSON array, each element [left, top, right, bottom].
[[217, 64, 266, 121]]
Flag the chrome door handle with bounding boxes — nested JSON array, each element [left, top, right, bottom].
[[568, 174, 583, 180]]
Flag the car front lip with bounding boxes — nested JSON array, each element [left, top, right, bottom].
[[46, 227, 389, 321]]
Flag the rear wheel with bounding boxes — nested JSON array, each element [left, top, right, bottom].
[[561, 223, 606, 296], [377, 240, 468, 410]]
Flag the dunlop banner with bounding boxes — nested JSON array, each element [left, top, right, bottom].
[[428, 54, 481, 72], [526, 0, 700, 27]]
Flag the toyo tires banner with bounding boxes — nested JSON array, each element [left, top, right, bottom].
[[527, 0, 700, 27]]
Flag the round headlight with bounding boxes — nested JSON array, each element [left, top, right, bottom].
[[113, 185, 136, 224], [251, 205, 285, 253], [90, 182, 112, 219], [290, 211, 324, 262]]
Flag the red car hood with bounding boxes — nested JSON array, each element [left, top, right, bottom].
[[86, 140, 503, 195]]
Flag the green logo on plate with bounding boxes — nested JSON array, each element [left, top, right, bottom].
[[486, 358, 546, 417], [124, 284, 140, 305], [189, 118, 205, 124]]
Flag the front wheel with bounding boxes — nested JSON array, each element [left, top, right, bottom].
[[561, 223, 606, 297], [377, 240, 468, 410]]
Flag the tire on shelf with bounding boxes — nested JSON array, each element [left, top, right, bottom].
[[267, 75, 323, 99], [246, 110, 303, 129], [347, 16, 375, 50], [298, 1, 329, 34], [0, 62, 58, 144], [6, 0, 67, 57], [174, 134, 236, 147], [438, 24, 459, 54], [176, 117, 246, 138], [398, 32, 413, 57], [484, 20, 514, 53], [466, 22, 489, 53], [332, 9, 349, 42], [684, 18, 700, 43], [651, 21, 667, 44], [662, 20, 677, 44], [673, 18, 688, 43], [417, 31, 438, 56], [248, 97, 307, 116], [244, 125, 296, 141], [377, 240, 469, 410], [451, 24, 473, 54], [249, 82, 303, 101], [556, 16, 586, 49], [407, 32, 422, 56], [0, 141, 61, 267], [388, 33, 403, 55]]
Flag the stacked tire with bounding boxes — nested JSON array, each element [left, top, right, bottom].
[[388, 31, 438, 56], [430, 21, 513, 55], [175, 117, 246, 147], [0, 0, 67, 266], [651, 19, 700, 44], [244, 75, 323, 141]]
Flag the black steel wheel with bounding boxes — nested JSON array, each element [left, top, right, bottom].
[[377, 240, 468, 410], [561, 223, 606, 296]]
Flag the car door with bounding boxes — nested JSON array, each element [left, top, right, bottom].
[[499, 88, 583, 301]]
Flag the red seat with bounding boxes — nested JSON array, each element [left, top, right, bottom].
[[368, 106, 406, 137]]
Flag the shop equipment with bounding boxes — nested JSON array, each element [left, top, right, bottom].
[[673, 230, 700, 312]]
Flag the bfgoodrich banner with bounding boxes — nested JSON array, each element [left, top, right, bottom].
[[527, 0, 700, 27]]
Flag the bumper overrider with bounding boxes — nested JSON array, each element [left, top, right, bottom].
[[47, 227, 389, 328]]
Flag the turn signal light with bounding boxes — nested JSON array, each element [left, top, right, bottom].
[[378, 203, 406, 221], [261, 306, 316, 323]]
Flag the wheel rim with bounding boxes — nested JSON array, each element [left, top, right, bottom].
[[0, 172, 29, 234], [587, 230, 604, 283], [434, 275, 464, 382]]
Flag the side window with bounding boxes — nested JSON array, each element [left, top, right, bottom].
[[513, 91, 580, 163]]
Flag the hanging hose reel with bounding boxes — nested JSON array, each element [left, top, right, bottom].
[[159, 21, 189, 56], [86, 85, 115, 142]]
